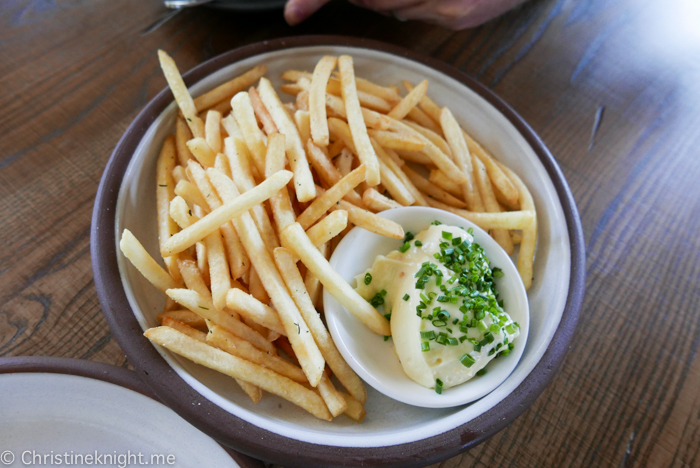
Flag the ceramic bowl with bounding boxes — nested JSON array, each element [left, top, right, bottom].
[[325, 207, 530, 408], [91, 36, 585, 468]]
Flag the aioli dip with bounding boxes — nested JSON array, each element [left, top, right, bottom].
[[355, 224, 520, 393]]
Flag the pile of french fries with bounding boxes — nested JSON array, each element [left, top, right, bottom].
[[119, 51, 537, 423]]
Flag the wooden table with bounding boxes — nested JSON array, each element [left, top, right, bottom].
[[2, 0, 699, 466]]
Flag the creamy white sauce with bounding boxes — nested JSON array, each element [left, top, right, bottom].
[[355, 225, 520, 391]]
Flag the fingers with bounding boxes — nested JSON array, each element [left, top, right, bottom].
[[347, 0, 425, 11], [284, 0, 333, 26], [393, 0, 527, 30]]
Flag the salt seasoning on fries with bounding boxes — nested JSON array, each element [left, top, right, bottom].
[[118, 52, 539, 424]]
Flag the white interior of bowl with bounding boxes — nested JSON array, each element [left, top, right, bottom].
[[115, 45, 570, 448], [325, 207, 530, 408], [0, 373, 237, 468]]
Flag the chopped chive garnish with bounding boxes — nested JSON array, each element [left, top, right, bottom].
[[476, 368, 487, 376], [414, 240, 423, 247], [489, 323, 501, 334], [460, 354, 476, 367], [442, 231, 452, 240], [431, 220, 442, 225], [476, 320, 488, 333], [493, 267, 504, 278], [447, 337, 458, 346], [435, 378, 443, 394], [421, 330, 436, 340], [399, 242, 410, 253], [432, 320, 447, 328], [384, 336, 390, 341], [403, 232, 414, 242], [364, 273, 372, 285], [403, 293, 410, 301], [459, 335, 468, 343], [421, 341, 430, 352]]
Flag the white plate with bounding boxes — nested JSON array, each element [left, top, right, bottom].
[[325, 207, 530, 408], [0, 372, 238, 468], [114, 44, 571, 449]]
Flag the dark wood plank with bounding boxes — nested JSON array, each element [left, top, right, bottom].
[[1, 0, 699, 466]]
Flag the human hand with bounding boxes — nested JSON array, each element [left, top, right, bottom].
[[284, 0, 528, 30]]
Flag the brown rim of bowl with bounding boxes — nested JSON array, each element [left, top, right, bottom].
[[91, 35, 585, 468], [0, 356, 263, 468]]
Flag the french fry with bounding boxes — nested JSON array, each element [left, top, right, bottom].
[[174, 180, 209, 210], [184, 161, 251, 280], [162, 316, 207, 342], [258, 77, 316, 202], [402, 165, 467, 208], [363, 188, 402, 211], [338, 56, 380, 186], [498, 164, 537, 290], [161, 169, 293, 256], [317, 371, 348, 417], [327, 78, 393, 113], [205, 110, 222, 153], [295, 110, 311, 145], [264, 134, 297, 232], [157, 310, 207, 330], [354, 76, 401, 103], [177, 258, 214, 302], [222, 143, 280, 251], [249, 266, 271, 304], [403, 80, 441, 125], [429, 169, 462, 197], [426, 199, 536, 230], [339, 391, 366, 423], [333, 198, 404, 239], [207, 169, 326, 387], [327, 117, 357, 154], [171, 165, 187, 184], [175, 117, 194, 166], [120, 229, 178, 293], [248, 86, 277, 135], [273, 247, 367, 404], [403, 120, 452, 159], [405, 106, 442, 134], [305, 242, 327, 309], [166, 288, 275, 354], [226, 288, 286, 336], [388, 79, 428, 120], [367, 129, 426, 152], [192, 65, 267, 112], [280, 83, 304, 96], [473, 157, 513, 254], [144, 327, 331, 420], [156, 136, 182, 283], [395, 150, 434, 166], [207, 325, 307, 383], [463, 130, 520, 209], [324, 94, 392, 131], [306, 140, 363, 206], [371, 142, 414, 206], [281, 69, 311, 82], [164, 318, 264, 403], [281, 223, 391, 336], [296, 89, 309, 111], [390, 119, 467, 183], [373, 145, 429, 206], [305, 210, 348, 247], [186, 137, 216, 167], [335, 147, 353, 176], [231, 92, 267, 175], [309, 56, 337, 147], [296, 165, 367, 230], [204, 229, 230, 310], [510, 230, 523, 245], [157, 50, 204, 138]]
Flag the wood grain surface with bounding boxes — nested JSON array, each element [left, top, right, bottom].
[[1, 0, 699, 467]]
